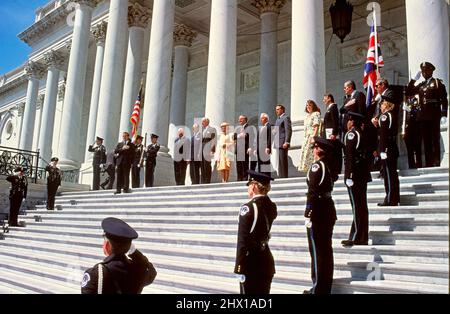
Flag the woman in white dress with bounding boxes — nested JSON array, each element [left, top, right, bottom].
[[298, 100, 322, 172]]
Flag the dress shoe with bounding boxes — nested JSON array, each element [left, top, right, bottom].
[[123, 189, 132, 194], [341, 240, 354, 247], [303, 289, 312, 294], [114, 191, 122, 195], [353, 241, 368, 246], [100, 184, 106, 190], [377, 202, 389, 207]]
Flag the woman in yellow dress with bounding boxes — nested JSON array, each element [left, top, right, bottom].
[[217, 122, 234, 183], [298, 100, 322, 172]]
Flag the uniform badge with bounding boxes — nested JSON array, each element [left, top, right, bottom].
[[81, 273, 90, 288], [347, 133, 355, 141], [381, 115, 387, 122], [430, 83, 435, 88], [240, 205, 250, 217], [311, 164, 320, 173]]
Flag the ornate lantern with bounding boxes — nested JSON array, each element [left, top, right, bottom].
[[329, 0, 354, 43]]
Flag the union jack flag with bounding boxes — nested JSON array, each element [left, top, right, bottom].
[[363, 24, 384, 107], [130, 88, 142, 142]]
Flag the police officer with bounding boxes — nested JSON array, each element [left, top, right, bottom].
[[403, 95, 422, 169], [6, 167, 28, 227], [406, 62, 448, 167], [342, 112, 371, 247], [131, 135, 144, 189], [88, 136, 107, 191], [81, 217, 157, 294], [45, 157, 62, 211], [114, 132, 135, 194], [374, 100, 400, 206], [234, 170, 277, 294], [144, 134, 160, 188], [304, 137, 337, 295]]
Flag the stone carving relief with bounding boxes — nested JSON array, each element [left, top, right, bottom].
[[240, 67, 260, 93]]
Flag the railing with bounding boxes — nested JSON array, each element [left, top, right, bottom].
[[0, 146, 80, 184]]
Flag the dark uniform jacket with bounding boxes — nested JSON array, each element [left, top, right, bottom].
[[305, 160, 337, 224], [323, 103, 339, 138], [45, 165, 62, 186], [88, 145, 107, 166], [379, 110, 399, 158], [81, 250, 157, 294], [234, 195, 277, 278], [133, 144, 144, 166], [274, 113, 292, 148], [114, 141, 135, 167], [406, 78, 448, 121], [344, 127, 371, 183], [7, 175, 28, 199], [145, 143, 160, 164]]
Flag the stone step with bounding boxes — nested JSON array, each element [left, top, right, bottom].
[[3, 231, 448, 265]]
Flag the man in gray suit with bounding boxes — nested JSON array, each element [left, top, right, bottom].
[[274, 104, 292, 178]]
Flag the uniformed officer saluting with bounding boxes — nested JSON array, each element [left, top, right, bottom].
[[45, 157, 62, 211], [342, 112, 371, 247], [304, 137, 337, 295], [6, 167, 28, 227], [373, 100, 400, 206], [81, 217, 157, 294], [406, 62, 448, 167], [234, 170, 277, 294], [88, 136, 107, 191]]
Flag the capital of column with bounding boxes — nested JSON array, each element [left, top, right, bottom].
[[43, 50, 64, 69], [128, 2, 151, 28], [173, 23, 197, 47], [92, 21, 108, 44], [73, 0, 99, 9], [36, 94, 45, 110], [250, 0, 286, 14], [24, 61, 46, 80], [17, 102, 26, 117]]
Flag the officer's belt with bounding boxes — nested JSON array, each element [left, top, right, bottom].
[[309, 192, 332, 199]]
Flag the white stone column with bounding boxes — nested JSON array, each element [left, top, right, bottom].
[[168, 24, 197, 155], [33, 94, 45, 151], [58, 0, 97, 169], [251, 0, 286, 121], [19, 61, 45, 151], [406, 0, 449, 167], [95, 0, 129, 151], [205, 0, 237, 127], [84, 21, 107, 163], [291, 0, 326, 121], [119, 2, 150, 138], [38, 51, 64, 167], [142, 0, 175, 147]]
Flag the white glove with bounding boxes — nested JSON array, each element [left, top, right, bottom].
[[380, 152, 388, 160], [304, 218, 312, 229], [127, 243, 136, 256], [236, 274, 246, 283], [413, 70, 422, 81], [403, 103, 411, 112], [345, 179, 354, 187]]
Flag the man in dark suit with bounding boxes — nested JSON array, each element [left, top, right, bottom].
[[114, 132, 135, 194], [274, 105, 292, 178], [88, 136, 107, 191], [234, 115, 251, 181], [406, 62, 448, 167], [173, 128, 190, 186], [257, 113, 272, 177], [201, 118, 217, 184], [322, 94, 342, 182], [189, 124, 202, 185], [340, 81, 367, 136]]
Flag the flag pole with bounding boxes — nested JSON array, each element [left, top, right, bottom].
[[373, 3, 380, 77]]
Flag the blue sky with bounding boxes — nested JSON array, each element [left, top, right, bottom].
[[0, 0, 49, 74]]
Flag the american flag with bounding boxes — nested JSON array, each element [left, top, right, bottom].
[[130, 88, 142, 141], [363, 24, 384, 107]]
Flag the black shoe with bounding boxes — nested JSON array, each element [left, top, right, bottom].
[[341, 240, 354, 247], [303, 289, 313, 294], [123, 189, 132, 194], [100, 184, 106, 190], [353, 241, 368, 246], [114, 191, 122, 195], [377, 202, 389, 207], [47, 208, 54, 211]]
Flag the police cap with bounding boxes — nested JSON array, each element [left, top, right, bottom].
[[51, 157, 59, 162], [136, 135, 143, 141], [246, 170, 274, 186], [14, 166, 24, 173], [96, 136, 104, 142], [346, 111, 365, 122], [101, 217, 138, 242], [313, 137, 335, 154], [420, 62, 435, 72], [151, 134, 159, 139]]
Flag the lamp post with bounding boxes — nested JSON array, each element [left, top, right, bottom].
[[329, 0, 353, 43]]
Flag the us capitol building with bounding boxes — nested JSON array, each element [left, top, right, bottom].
[[0, 0, 448, 186]]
